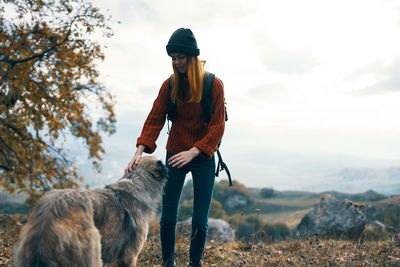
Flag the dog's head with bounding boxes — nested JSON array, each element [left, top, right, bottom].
[[126, 156, 168, 184]]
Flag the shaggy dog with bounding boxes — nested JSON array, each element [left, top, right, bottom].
[[13, 156, 167, 267]]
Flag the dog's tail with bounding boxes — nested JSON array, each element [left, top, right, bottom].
[[13, 189, 101, 267], [14, 252, 50, 267], [13, 191, 64, 267], [13, 220, 58, 267]]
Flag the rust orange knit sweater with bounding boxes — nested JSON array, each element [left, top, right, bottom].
[[136, 75, 225, 159]]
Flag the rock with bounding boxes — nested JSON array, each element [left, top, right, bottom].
[[297, 194, 366, 238], [177, 218, 235, 243], [225, 194, 250, 209], [366, 220, 400, 234], [367, 220, 386, 231]]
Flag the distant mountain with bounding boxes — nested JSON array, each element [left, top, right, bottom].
[[250, 188, 388, 202], [0, 192, 30, 214], [324, 167, 400, 195], [320, 190, 387, 202], [337, 167, 400, 181]]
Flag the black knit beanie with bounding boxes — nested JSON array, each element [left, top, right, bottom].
[[166, 28, 200, 56]]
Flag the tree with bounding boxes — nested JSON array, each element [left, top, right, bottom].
[[0, 0, 116, 204], [213, 180, 254, 215], [209, 199, 227, 219], [260, 187, 276, 198]]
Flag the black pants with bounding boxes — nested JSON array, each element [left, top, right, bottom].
[[160, 151, 215, 266]]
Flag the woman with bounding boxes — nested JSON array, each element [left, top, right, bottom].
[[125, 28, 225, 267]]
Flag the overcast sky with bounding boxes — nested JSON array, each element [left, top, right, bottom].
[[74, 0, 400, 194]]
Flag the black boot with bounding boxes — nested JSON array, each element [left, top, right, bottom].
[[187, 260, 203, 267], [162, 258, 176, 267]]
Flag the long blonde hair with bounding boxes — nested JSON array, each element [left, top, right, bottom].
[[171, 56, 205, 103]]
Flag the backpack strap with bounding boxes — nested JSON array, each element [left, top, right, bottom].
[[202, 73, 228, 123], [216, 149, 232, 186], [200, 72, 215, 123], [202, 73, 232, 186], [166, 75, 176, 134]]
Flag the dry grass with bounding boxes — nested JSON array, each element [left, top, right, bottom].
[[138, 235, 400, 266], [0, 214, 26, 266], [1, 214, 399, 267]]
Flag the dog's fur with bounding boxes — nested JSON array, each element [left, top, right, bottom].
[[13, 156, 167, 267]]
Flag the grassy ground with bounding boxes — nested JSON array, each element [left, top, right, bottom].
[[138, 235, 400, 266], [1, 214, 399, 267]]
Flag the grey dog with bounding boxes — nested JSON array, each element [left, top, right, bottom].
[[14, 156, 168, 267]]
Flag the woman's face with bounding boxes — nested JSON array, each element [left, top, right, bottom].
[[170, 53, 188, 73]]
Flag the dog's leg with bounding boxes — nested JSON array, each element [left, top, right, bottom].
[[116, 251, 139, 267], [116, 224, 149, 267], [88, 226, 103, 267], [130, 256, 138, 267], [115, 256, 137, 267]]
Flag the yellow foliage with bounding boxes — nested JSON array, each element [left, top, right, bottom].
[[0, 0, 115, 204]]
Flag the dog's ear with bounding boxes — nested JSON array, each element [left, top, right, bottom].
[[156, 160, 164, 168], [155, 160, 168, 180]]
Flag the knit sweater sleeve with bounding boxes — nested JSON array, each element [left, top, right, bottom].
[[194, 77, 226, 158], [136, 79, 169, 153]]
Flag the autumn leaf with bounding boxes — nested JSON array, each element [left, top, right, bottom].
[[0, 0, 115, 204]]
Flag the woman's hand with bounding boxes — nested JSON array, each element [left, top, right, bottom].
[[125, 145, 146, 173], [168, 147, 201, 168]]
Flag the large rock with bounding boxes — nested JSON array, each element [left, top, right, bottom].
[[366, 220, 399, 234], [177, 218, 235, 243], [225, 194, 250, 209], [297, 194, 366, 238]]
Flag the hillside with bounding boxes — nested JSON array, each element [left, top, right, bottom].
[[0, 192, 30, 214], [377, 195, 400, 205], [262, 209, 312, 229], [248, 187, 388, 217], [0, 186, 393, 224]]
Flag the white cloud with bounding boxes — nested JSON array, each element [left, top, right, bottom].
[[260, 45, 319, 74], [349, 58, 400, 94], [84, 0, 400, 193]]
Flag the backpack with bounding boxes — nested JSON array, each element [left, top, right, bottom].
[[166, 72, 232, 186]]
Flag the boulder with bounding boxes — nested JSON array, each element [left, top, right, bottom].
[[297, 194, 366, 238], [225, 194, 250, 209], [367, 220, 386, 231], [177, 218, 235, 243], [366, 220, 399, 234]]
